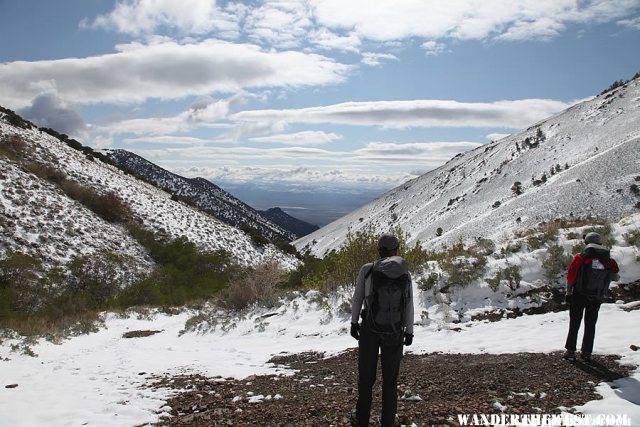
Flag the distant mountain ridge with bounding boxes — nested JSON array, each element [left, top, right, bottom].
[[295, 76, 640, 255], [258, 207, 319, 238], [104, 149, 297, 242]]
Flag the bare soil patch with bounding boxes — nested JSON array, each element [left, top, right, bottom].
[[149, 350, 632, 426]]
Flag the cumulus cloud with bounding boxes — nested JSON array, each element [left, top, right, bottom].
[[231, 98, 572, 130], [243, 0, 313, 48], [250, 131, 342, 145], [0, 39, 351, 107], [18, 92, 86, 135], [84, 0, 640, 53], [310, 0, 640, 43], [83, 0, 241, 37]]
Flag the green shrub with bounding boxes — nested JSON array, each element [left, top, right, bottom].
[[0, 252, 51, 318], [624, 230, 640, 248], [542, 245, 572, 283], [526, 224, 559, 250], [65, 251, 134, 310], [486, 265, 522, 292], [417, 272, 440, 292], [473, 238, 496, 256], [439, 249, 487, 290], [240, 224, 269, 247]]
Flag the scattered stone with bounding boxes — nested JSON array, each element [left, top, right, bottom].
[[122, 330, 163, 339], [148, 350, 633, 426], [5, 384, 18, 389]]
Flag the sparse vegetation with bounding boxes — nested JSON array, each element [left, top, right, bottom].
[[417, 272, 440, 292], [289, 225, 430, 293], [486, 265, 522, 292], [624, 230, 640, 248], [542, 245, 572, 284], [219, 260, 288, 310], [526, 224, 559, 250], [511, 181, 523, 196]]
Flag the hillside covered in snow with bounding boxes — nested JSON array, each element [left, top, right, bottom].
[[294, 77, 640, 256], [0, 110, 296, 271]]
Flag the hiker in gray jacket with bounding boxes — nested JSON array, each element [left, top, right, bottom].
[[350, 233, 414, 427]]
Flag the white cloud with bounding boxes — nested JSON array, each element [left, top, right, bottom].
[[171, 164, 414, 188], [83, 0, 241, 37], [355, 141, 482, 163], [0, 39, 351, 108], [122, 135, 211, 145], [421, 41, 447, 56], [618, 16, 640, 29], [309, 0, 640, 43], [309, 28, 361, 52], [361, 52, 399, 67], [85, 0, 640, 52], [243, 0, 313, 48], [250, 131, 342, 145], [231, 98, 571, 130]]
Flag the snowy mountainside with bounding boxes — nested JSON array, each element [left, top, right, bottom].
[[0, 114, 296, 269], [0, 157, 152, 273], [295, 78, 640, 256], [258, 207, 319, 237], [104, 149, 296, 242]]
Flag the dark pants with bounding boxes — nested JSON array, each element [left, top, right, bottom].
[[356, 324, 403, 427], [565, 293, 602, 354]]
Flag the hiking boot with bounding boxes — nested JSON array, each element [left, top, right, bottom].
[[580, 352, 592, 362], [563, 350, 576, 361]]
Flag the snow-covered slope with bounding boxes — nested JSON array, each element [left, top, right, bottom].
[[295, 78, 640, 256], [0, 113, 296, 268], [104, 149, 297, 242]]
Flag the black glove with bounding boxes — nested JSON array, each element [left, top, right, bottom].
[[564, 294, 572, 304], [404, 333, 413, 346], [350, 323, 360, 340]]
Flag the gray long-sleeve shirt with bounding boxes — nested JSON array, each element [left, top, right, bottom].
[[351, 256, 414, 335]]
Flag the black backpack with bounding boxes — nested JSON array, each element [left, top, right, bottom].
[[364, 262, 410, 335], [575, 247, 613, 301]]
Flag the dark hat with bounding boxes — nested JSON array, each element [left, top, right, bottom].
[[584, 232, 602, 245], [378, 233, 399, 251]]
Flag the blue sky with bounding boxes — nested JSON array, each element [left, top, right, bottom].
[[1, 0, 639, 194]]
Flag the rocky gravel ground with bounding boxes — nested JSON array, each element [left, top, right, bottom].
[[148, 350, 633, 426]]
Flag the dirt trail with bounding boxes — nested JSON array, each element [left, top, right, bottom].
[[149, 350, 632, 426]]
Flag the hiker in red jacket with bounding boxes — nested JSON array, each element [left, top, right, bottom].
[[563, 232, 620, 362]]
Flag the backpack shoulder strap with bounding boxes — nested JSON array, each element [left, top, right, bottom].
[[363, 261, 376, 306]]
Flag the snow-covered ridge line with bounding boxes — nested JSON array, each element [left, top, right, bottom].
[[103, 149, 297, 242], [294, 78, 640, 256]]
